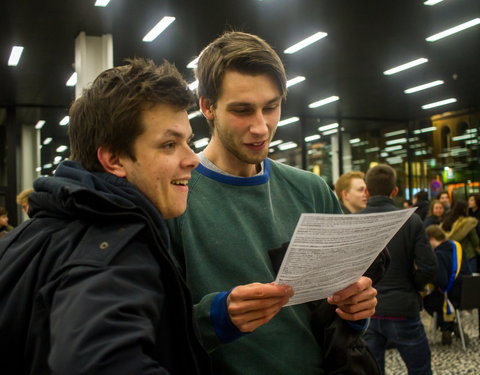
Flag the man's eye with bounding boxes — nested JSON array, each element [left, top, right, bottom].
[[163, 142, 176, 149]]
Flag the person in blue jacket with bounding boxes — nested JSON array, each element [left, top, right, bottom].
[[0, 58, 211, 375]]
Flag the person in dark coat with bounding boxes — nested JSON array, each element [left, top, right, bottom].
[[0, 58, 211, 375], [423, 225, 472, 345], [360, 164, 437, 375]]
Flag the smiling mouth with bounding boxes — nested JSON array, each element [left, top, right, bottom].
[[171, 180, 188, 186]]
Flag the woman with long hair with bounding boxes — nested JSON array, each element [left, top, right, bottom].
[[424, 199, 445, 228], [442, 200, 480, 273]]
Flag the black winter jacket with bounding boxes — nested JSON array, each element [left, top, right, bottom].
[[359, 196, 437, 317], [0, 161, 211, 375]]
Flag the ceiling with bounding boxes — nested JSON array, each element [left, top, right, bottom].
[[2, 0, 480, 170]]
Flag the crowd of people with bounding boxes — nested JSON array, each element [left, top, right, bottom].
[[0, 30, 478, 375]]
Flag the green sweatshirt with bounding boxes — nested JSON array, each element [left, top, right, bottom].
[[168, 158, 342, 375]]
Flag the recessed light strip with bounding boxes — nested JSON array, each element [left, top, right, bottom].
[[143, 16, 176, 42], [308, 96, 339, 108], [8, 46, 24, 66], [278, 116, 300, 127], [404, 80, 444, 94], [318, 123, 338, 132], [94, 0, 111, 7], [426, 18, 480, 42], [421, 98, 457, 109], [286, 76, 306, 88], [424, 0, 444, 5], [284, 32, 327, 54], [383, 58, 428, 75], [66, 72, 77, 87]]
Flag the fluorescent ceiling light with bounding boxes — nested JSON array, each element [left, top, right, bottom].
[[193, 138, 209, 149], [187, 57, 199, 69], [43, 137, 53, 145], [384, 129, 406, 137], [318, 122, 338, 132], [424, 0, 443, 5], [56, 145, 68, 152], [278, 116, 299, 127], [385, 138, 407, 145], [305, 134, 321, 142], [54, 156, 62, 164], [383, 58, 428, 75], [95, 0, 111, 6], [286, 76, 306, 88], [284, 32, 328, 54], [366, 147, 380, 153], [8, 46, 24, 66], [308, 96, 339, 108], [66, 72, 77, 87], [43, 163, 53, 169], [322, 129, 338, 135], [452, 134, 475, 141], [143, 16, 176, 42], [35, 120, 45, 129], [188, 110, 202, 119], [404, 80, 444, 94], [426, 18, 480, 42], [278, 141, 298, 150], [421, 98, 457, 109], [385, 145, 403, 152], [413, 126, 436, 134], [35, 167, 42, 172], [188, 80, 198, 90], [59, 116, 70, 126], [270, 139, 283, 147], [349, 138, 361, 144]]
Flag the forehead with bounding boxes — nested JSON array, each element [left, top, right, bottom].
[[218, 70, 281, 102], [139, 103, 190, 133], [350, 178, 366, 188]]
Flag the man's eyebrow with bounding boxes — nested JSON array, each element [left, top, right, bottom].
[[226, 96, 282, 107], [163, 129, 193, 139]]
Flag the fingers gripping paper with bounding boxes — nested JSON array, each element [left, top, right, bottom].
[[275, 208, 416, 306]]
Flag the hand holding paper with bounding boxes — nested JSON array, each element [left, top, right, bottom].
[[275, 208, 416, 306]]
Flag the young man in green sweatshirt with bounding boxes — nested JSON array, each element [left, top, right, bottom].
[[168, 31, 378, 375]]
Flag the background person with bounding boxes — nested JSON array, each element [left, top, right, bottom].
[[442, 201, 480, 273], [360, 164, 437, 375], [168, 31, 378, 375], [423, 225, 472, 345], [438, 191, 451, 216], [0, 58, 211, 375], [16, 187, 33, 216], [424, 199, 446, 228], [0, 207, 14, 238], [334, 171, 368, 214]]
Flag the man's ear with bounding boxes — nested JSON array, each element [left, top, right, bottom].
[[97, 147, 127, 178], [199, 97, 215, 120], [365, 187, 371, 199], [391, 186, 399, 198], [341, 189, 349, 202]]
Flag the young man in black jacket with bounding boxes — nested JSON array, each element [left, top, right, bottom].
[[0, 59, 211, 375], [360, 164, 437, 375]]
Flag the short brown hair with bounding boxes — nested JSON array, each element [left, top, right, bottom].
[[334, 171, 365, 202], [16, 188, 33, 205], [68, 58, 196, 172], [365, 164, 397, 197], [195, 31, 287, 131], [426, 224, 446, 241]]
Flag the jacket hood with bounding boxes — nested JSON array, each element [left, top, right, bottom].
[[447, 216, 478, 242], [30, 161, 167, 238]]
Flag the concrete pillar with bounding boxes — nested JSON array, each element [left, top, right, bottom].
[[74, 32, 113, 99], [19, 124, 40, 222]]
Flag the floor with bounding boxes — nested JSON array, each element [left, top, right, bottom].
[[385, 309, 480, 375]]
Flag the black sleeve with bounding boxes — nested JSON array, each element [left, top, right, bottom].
[[48, 243, 170, 375]]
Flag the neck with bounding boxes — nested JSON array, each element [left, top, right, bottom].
[[203, 139, 260, 177]]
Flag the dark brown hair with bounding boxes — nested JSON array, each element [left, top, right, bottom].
[[365, 164, 396, 197], [195, 31, 287, 131], [442, 200, 468, 232], [68, 58, 196, 172]]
